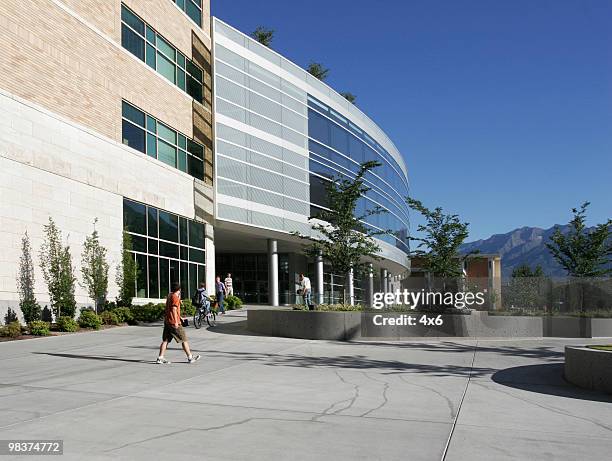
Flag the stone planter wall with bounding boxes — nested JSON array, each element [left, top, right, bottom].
[[565, 346, 612, 394]]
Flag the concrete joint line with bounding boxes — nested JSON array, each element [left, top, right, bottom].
[[441, 340, 478, 461]]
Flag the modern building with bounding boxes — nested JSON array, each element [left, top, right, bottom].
[[0, 0, 409, 319]]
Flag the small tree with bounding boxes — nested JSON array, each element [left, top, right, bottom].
[[340, 92, 356, 104], [546, 202, 611, 312], [4, 308, 18, 325], [17, 231, 40, 323], [294, 161, 388, 304], [116, 230, 137, 307], [40, 218, 76, 319], [306, 62, 329, 81], [546, 202, 611, 277], [251, 26, 274, 47], [407, 198, 472, 279], [58, 245, 77, 318], [81, 218, 109, 312]]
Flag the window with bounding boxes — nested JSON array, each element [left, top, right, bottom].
[[307, 95, 411, 255], [124, 198, 206, 299], [121, 101, 205, 180], [121, 4, 203, 103], [172, 0, 202, 27]]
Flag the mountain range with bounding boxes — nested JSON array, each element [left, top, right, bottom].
[[460, 225, 570, 278]]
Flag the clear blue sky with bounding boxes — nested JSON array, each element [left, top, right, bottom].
[[212, 0, 611, 241]]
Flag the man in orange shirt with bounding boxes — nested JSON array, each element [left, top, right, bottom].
[[157, 283, 201, 364]]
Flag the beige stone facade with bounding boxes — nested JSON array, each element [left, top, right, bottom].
[[0, 0, 215, 316], [0, 0, 212, 145]]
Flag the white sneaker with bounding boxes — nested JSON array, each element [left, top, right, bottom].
[[188, 354, 201, 364], [156, 357, 171, 364]]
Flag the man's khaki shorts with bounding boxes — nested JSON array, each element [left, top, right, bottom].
[[162, 324, 187, 343]]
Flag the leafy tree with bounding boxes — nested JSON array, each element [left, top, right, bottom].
[[340, 92, 356, 104], [407, 198, 472, 278], [306, 62, 329, 81], [546, 202, 611, 277], [116, 230, 137, 307], [293, 161, 388, 303], [251, 26, 274, 47], [17, 231, 41, 323], [81, 218, 109, 312], [39, 218, 76, 319], [511, 264, 544, 278]]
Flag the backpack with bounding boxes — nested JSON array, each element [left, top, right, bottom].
[[192, 289, 204, 306]]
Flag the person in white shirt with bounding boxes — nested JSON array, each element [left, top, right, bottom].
[[299, 273, 312, 308], [224, 273, 233, 297]]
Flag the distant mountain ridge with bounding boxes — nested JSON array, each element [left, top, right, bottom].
[[460, 225, 571, 278]]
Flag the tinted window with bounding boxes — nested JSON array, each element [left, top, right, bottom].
[[308, 109, 330, 145], [122, 120, 145, 153], [123, 199, 146, 234], [159, 211, 178, 242], [189, 221, 205, 248], [121, 24, 144, 61]]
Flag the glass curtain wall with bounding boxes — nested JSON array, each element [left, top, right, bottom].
[[123, 198, 206, 300]]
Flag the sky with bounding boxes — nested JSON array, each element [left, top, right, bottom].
[[212, 0, 612, 241]]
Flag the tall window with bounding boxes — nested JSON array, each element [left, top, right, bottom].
[[172, 0, 203, 27], [121, 4, 204, 103], [123, 198, 206, 299], [122, 101, 205, 180]]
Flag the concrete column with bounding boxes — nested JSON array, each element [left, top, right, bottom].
[[268, 239, 279, 306], [316, 252, 324, 305], [381, 268, 388, 296], [348, 268, 355, 306], [205, 235, 215, 294], [367, 263, 374, 307]]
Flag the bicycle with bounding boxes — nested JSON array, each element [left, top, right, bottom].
[[193, 297, 216, 328]]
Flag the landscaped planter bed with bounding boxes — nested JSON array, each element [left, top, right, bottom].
[[247, 309, 543, 340]]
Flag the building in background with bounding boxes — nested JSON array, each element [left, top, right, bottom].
[[408, 255, 502, 310], [0, 1, 409, 319]]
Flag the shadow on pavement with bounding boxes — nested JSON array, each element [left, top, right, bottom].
[[491, 363, 612, 402], [351, 341, 564, 360], [126, 346, 496, 377], [33, 352, 158, 365]]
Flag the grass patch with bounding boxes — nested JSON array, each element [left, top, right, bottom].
[[586, 345, 612, 351]]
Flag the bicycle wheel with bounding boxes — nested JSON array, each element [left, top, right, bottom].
[[206, 311, 217, 327], [194, 311, 202, 329]]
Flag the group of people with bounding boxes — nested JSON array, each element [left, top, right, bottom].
[[156, 273, 233, 365], [157, 272, 314, 364]]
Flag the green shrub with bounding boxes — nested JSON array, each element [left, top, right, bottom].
[[130, 303, 165, 323], [1, 321, 22, 338], [99, 310, 120, 325], [29, 320, 50, 336], [181, 299, 195, 316], [111, 306, 134, 324], [78, 309, 102, 330], [224, 295, 243, 310], [4, 307, 18, 325], [57, 316, 79, 332]]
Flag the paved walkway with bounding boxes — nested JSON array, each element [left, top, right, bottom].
[[1, 308, 611, 460]]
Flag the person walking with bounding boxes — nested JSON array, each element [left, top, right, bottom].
[[157, 283, 201, 364], [215, 276, 227, 315], [299, 273, 312, 309], [224, 273, 234, 297]]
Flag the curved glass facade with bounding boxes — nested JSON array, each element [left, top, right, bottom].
[[213, 17, 410, 264], [307, 96, 410, 254]]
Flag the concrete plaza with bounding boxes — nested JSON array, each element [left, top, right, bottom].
[[1, 309, 611, 460]]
